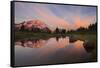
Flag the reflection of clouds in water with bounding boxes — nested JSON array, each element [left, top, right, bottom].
[[15, 37, 94, 66], [46, 40, 88, 63], [74, 40, 84, 48], [57, 37, 69, 48], [38, 37, 69, 57], [15, 37, 85, 53], [15, 37, 69, 49]]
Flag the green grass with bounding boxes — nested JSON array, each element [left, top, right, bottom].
[[15, 31, 97, 42], [15, 31, 67, 40]]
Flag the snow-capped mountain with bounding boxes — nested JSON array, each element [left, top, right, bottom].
[[15, 20, 51, 32]]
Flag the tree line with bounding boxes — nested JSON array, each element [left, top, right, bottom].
[[67, 23, 97, 33], [16, 22, 97, 34]]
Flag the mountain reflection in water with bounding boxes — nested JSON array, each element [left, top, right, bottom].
[[15, 36, 96, 66]]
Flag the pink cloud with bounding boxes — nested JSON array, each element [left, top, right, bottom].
[[69, 15, 96, 30], [74, 16, 91, 29], [33, 5, 96, 31], [33, 6, 69, 31]]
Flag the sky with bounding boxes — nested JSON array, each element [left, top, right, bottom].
[[15, 2, 97, 31]]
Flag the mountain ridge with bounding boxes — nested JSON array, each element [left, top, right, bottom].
[[15, 19, 51, 32]]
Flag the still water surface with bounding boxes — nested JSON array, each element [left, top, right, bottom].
[[15, 36, 95, 66]]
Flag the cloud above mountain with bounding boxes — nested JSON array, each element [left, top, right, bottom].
[[15, 2, 97, 30]]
